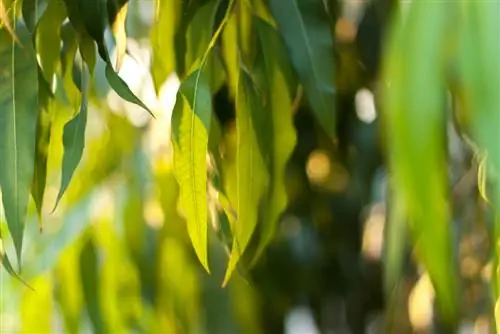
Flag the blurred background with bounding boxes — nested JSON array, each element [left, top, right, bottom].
[[0, 0, 494, 333]]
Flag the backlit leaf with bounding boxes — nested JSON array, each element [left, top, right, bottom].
[[108, 0, 128, 70], [150, 0, 178, 93], [222, 68, 270, 286], [171, 69, 213, 272], [269, 0, 335, 137], [0, 21, 39, 264]]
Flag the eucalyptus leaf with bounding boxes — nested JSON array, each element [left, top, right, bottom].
[[222, 68, 270, 286], [171, 69, 213, 272], [269, 0, 335, 137], [0, 22, 39, 264], [54, 51, 90, 211]]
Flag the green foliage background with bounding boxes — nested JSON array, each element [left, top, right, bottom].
[[0, 0, 498, 332]]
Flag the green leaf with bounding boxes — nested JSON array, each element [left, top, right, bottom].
[[222, 68, 270, 286], [383, 1, 458, 325], [0, 21, 39, 264], [269, 0, 335, 137], [185, 0, 225, 92], [35, 0, 67, 88], [107, 0, 128, 70], [150, 0, 178, 93], [171, 69, 213, 272], [249, 18, 297, 266], [31, 70, 53, 225], [71, 0, 153, 116], [54, 51, 90, 210], [22, 0, 49, 33]]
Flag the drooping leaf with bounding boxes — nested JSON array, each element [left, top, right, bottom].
[[54, 51, 90, 210], [249, 18, 297, 266], [455, 0, 500, 316], [185, 0, 225, 92], [382, 1, 458, 325], [35, 0, 67, 88], [107, 0, 129, 70], [71, 0, 153, 116], [269, 0, 336, 137], [22, 0, 49, 33], [222, 68, 270, 286], [171, 69, 213, 272], [0, 21, 39, 264], [150, 0, 178, 93], [31, 70, 53, 225]]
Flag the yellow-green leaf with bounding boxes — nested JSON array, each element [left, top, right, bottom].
[[171, 69, 213, 272], [222, 68, 270, 286], [107, 0, 128, 71], [249, 17, 297, 266], [382, 1, 458, 324], [150, 0, 178, 93]]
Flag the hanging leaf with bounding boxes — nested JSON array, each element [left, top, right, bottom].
[[0, 21, 39, 264], [269, 0, 335, 138], [171, 69, 213, 272], [222, 68, 270, 286], [150, 0, 178, 93], [107, 0, 129, 70], [53, 51, 90, 210], [35, 0, 67, 88], [382, 1, 458, 325], [70, 0, 153, 116], [22, 0, 49, 33], [249, 17, 297, 266], [31, 70, 53, 225]]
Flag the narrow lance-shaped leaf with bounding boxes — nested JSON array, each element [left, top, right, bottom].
[[76, 0, 153, 116], [222, 68, 270, 286], [171, 69, 213, 272], [250, 18, 297, 266], [54, 50, 90, 210], [150, 0, 178, 94], [382, 1, 458, 324], [22, 0, 49, 33], [456, 1, 500, 317], [31, 69, 53, 226], [0, 21, 39, 265], [107, 0, 128, 71], [269, 0, 335, 137]]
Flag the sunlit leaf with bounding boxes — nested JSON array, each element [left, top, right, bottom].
[[269, 0, 335, 137], [35, 0, 66, 88], [54, 51, 90, 210], [383, 1, 458, 324], [223, 68, 270, 286], [150, 0, 178, 93], [0, 21, 38, 264], [171, 69, 213, 272]]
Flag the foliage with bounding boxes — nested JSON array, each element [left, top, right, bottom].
[[0, 0, 499, 332]]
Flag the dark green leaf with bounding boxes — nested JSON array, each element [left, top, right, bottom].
[[22, 0, 49, 33], [269, 0, 335, 137], [0, 21, 39, 264], [53, 51, 90, 210]]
